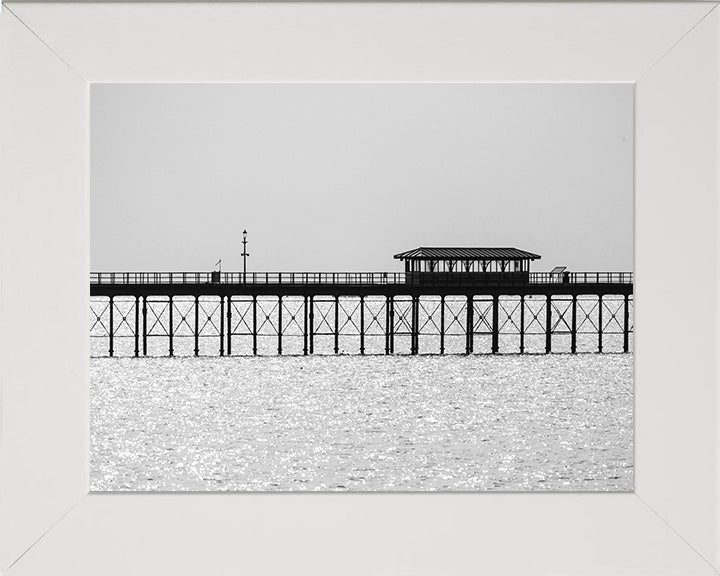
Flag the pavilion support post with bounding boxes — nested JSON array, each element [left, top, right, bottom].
[[142, 296, 147, 356], [303, 296, 308, 356], [545, 294, 552, 354], [309, 296, 314, 354], [168, 295, 174, 357], [440, 295, 445, 355], [360, 296, 365, 355], [226, 296, 232, 356], [623, 294, 630, 353], [134, 295, 139, 358], [194, 295, 200, 357], [571, 295, 577, 354], [598, 295, 603, 353], [491, 295, 499, 354], [519, 295, 525, 354], [466, 295, 474, 355], [219, 296, 225, 357], [334, 296, 339, 354], [252, 296, 258, 356], [278, 295, 283, 355], [108, 296, 114, 358]]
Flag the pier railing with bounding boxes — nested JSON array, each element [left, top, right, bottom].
[[91, 271, 633, 286]]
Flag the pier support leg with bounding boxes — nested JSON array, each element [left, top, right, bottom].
[[278, 295, 283, 355], [440, 295, 445, 355], [226, 296, 232, 356], [253, 296, 258, 356], [411, 295, 419, 355], [519, 295, 525, 354], [309, 296, 314, 355], [194, 295, 200, 357], [334, 296, 339, 355], [134, 295, 139, 358], [466, 295, 474, 355], [220, 296, 225, 356], [389, 296, 395, 354], [598, 295, 603, 353], [491, 295, 499, 354], [545, 295, 552, 354], [360, 296, 365, 355], [109, 296, 114, 358], [142, 296, 147, 356], [303, 296, 308, 356], [571, 295, 577, 354], [169, 295, 174, 357], [385, 296, 390, 355], [623, 294, 630, 353]]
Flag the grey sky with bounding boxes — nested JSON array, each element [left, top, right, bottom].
[[91, 83, 633, 273]]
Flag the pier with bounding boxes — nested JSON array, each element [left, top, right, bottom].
[[90, 247, 633, 357]]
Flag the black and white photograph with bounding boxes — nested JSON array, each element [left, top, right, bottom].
[[90, 83, 633, 492]]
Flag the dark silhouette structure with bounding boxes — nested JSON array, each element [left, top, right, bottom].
[[90, 247, 633, 357], [395, 247, 541, 286]]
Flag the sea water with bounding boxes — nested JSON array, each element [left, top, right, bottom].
[[91, 354, 633, 491]]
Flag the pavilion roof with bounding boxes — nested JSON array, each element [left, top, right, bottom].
[[393, 247, 541, 261]]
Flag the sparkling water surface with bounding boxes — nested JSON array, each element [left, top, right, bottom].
[[91, 354, 633, 492]]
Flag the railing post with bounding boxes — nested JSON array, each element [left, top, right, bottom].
[[108, 296, 114, 357], [545, 294, 552, 354]]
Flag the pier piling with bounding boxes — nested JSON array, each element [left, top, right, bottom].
[[519, 295, 525, 354], [134, 295, 139, 358], [623, 293, 630, 353], [491, 295, 499, 354], [194, 295, 200, 357], [169, 295, 174, 357], [466, 295, 474, 355], [226, 296, 232, 356], [545, 295, 552, 354], [571, 295, 577, 354], [109, 295, 114, 357], [219, 296, 225, 356], [598, 294, 603, 352]]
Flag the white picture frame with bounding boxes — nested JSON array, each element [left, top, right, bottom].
[[1, 2, 718, 574]]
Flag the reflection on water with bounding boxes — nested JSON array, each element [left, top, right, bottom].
[[91, 354, 633, 491]]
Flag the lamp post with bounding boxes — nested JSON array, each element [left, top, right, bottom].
[[241, 230, 249, 284]]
